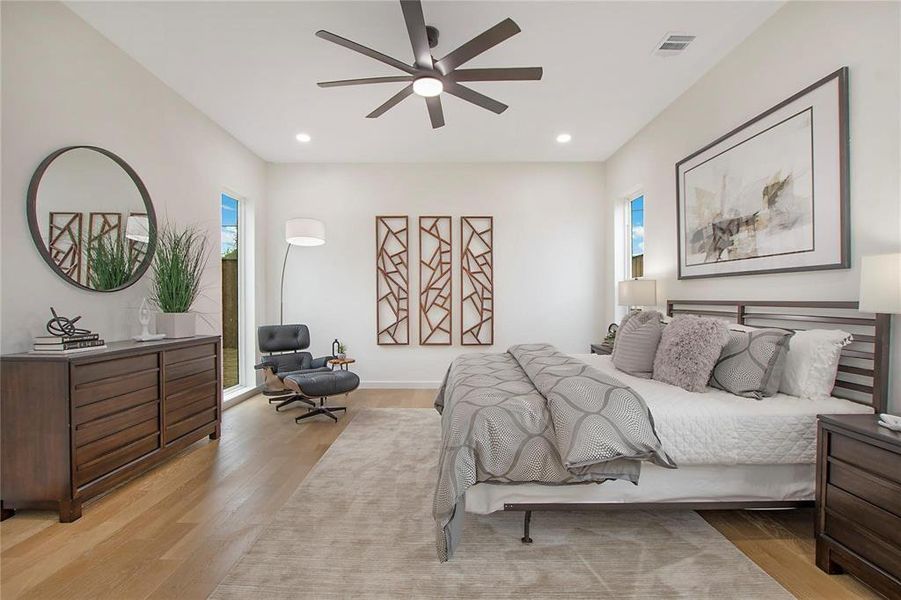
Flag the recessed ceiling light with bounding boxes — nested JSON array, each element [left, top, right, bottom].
[[295, 132, 312, 143], [412, 77, 443, 98], [556, 133, 572, 144]]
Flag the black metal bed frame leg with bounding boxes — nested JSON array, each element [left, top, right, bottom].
[[521, 510, 533, 544]]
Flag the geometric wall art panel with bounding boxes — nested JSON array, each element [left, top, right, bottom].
[[419, 216, 452, 345], [460, 216, 493, 346], [48, 212, 83, 284], [376, 215, 409, 345]]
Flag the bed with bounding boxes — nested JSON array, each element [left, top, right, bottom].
[[435, 300, 891, 560]]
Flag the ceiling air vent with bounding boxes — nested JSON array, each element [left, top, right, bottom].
[[654, 33, 696, 57]]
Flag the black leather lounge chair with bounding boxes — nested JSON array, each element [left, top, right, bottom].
[[255, 324, 360, 422]]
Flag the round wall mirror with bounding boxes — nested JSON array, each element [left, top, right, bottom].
[[27, 146, 157, 292]]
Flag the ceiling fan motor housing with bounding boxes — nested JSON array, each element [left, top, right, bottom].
[[426, 25, 439, 49]]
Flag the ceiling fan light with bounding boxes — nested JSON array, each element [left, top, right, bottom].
[[413, 77, 443, 97]]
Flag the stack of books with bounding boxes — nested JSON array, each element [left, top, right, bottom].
[[32, 332, 106, 354]]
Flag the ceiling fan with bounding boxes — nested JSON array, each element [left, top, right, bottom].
[[315, 0, 543, 129]]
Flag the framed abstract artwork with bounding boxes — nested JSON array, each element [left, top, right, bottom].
[[676, 67, 849, 279]]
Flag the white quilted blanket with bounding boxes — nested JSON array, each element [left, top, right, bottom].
[[579, 355, 873, 465]]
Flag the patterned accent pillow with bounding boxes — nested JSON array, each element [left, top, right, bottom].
[[612, 310, 663, 379], [710, 328, 794, 399], [653, 315, 729, 393]]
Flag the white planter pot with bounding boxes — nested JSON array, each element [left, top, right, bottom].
[[156, 312, 196, 339]]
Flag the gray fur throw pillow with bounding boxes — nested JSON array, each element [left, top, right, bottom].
[[612, 310, 663, 379], [653, 315, 729, 392], [710, 328, 794, 399]]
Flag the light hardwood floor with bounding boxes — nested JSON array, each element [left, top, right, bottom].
[[0, 390, 880, 600]]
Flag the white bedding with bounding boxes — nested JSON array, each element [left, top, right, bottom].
[[465, 463, 815, 514], [575, 354, 872, 466]]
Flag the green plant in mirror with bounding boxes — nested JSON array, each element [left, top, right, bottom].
[[88, 235, 134, 291], [150, 225, 209, 313]]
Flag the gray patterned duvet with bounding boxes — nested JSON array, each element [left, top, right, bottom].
[[433, 343, 675, 561]]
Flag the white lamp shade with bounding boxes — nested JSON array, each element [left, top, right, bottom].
[[125, 215, 150, 243], [285, 218, 325, 246], [859, 253, 901, 313], [618, 279, 656, 307]]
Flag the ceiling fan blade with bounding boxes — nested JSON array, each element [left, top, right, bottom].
[[318, 76, 413, 88], [366, 84, 415, 118], [444, 81, 508, 114], [450, 67, 543, 82], [426, 95, 445, 129], [316, 30, 417, 74], [434, 18, 521, 74], [400, 0, 432, 69]]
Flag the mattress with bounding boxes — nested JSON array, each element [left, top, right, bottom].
[[465, 463, 815, 514], [574, 354, 872, 466]]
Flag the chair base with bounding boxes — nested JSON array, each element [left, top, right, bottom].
[[294, 397, 347, 423], [274, 396, 316, 411]]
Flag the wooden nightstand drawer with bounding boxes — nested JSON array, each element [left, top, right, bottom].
[[825, 511, 901, 579], [826, 484, 901, 548], [817, 414, 901, 598], [831, 433, 901, 485], [829, 460, 901, 517]]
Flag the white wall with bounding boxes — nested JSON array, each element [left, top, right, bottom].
[[602, 1, 901, 410], [1, 2, 267, 364], [267, 163, 606, 386]]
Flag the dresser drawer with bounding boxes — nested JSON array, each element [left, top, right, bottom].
[[74, 401, 159, 446], [75, 434, 159, 487], [165, 407, 217, 443], [826, 484, 901, 548], [164, 343, 216, 366], [73, 370, 159, 407], [830, 433, 901, 485], [829, 460, 901, 517], [75, 417, 160, 466], [74, 385, 159, 426], [73, 353, 159, 385], [165, 356, 216, 381], [825, 511, 901, 579], [166, 368, 217, 396]]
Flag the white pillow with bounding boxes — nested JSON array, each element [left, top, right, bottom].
[[779, 329, 852, 400]]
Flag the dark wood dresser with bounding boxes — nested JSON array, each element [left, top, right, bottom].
[[816, 414, 901, 598], [1, 336, 221, 522]]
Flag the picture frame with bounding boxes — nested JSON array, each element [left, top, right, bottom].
[[676, 67, 849, 280]]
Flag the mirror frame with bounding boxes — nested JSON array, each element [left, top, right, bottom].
[[26, 145, 158, 293]]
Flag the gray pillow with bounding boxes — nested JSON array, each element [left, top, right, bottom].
[[710, 328, 794, 399], [612, 310, 663, 379], [653, 315, 729, 392]]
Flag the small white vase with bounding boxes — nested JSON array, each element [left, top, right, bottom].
[[156, 312, 196, 338]]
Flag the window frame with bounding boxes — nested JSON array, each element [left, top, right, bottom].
[[221, 189, 256, 403]]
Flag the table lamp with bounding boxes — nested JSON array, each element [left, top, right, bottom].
[[618, 279, 657, 309]]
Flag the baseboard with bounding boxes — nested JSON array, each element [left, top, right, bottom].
[[359, 380, 441, 389]]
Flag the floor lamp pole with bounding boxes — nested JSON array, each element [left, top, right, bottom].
[[280, 242, 292, 325]]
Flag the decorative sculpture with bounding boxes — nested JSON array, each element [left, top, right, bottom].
[[46, 307, 91, 338]]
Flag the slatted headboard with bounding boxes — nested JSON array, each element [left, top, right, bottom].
[[666, 300, 891, 413]]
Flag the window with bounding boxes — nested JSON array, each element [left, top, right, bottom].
[[629, 195, 644, 278], [221, 194, 240, 390]]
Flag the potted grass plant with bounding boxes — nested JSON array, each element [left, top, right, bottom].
[[88, 235, 134, 291], [150, 225, 209, 338]]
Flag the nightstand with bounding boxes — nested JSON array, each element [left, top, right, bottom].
[[590, 343, 612, 355], [816, 414, 901, 598]]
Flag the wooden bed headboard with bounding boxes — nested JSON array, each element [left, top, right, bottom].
[[666, 300, 891, 413]]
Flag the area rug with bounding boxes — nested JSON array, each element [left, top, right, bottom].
[[210, 409, 792, 599]]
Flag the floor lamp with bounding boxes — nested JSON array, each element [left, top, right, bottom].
[[281, 218, 326, 324]]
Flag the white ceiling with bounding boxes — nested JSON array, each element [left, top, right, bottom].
[[67, 1, 782, 163]]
